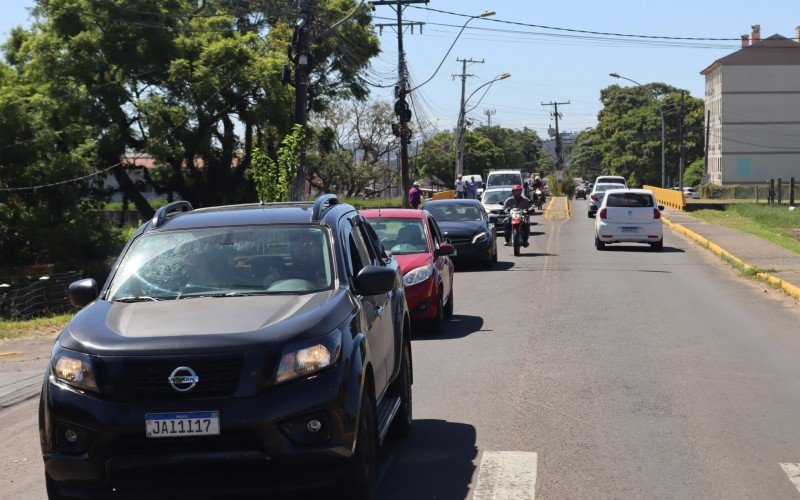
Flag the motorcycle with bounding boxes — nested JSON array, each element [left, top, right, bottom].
[[507, 207, 529, 256], [533, 189, 545, 210]]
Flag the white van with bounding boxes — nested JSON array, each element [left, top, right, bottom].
[[486, 170, 523, 189]]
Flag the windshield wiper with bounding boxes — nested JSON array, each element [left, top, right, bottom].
[[114, 296, 163, 303]]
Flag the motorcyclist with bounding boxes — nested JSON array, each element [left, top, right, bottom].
[[530, 175, 546, 207], [502, 184, 531, 247]]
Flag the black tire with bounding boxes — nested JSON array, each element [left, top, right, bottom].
[[443, 286, 454, 318], [650, 239, 664, 251], [389, 342, 413, 437], [342, 390, 378, 500], [595, 235, 605, 250], [429, 291, 445, 333], [45, 474, 65, 500], [588, 212, 595, 219], [513, 240, 521, 256], [491, 242, 498, 264]]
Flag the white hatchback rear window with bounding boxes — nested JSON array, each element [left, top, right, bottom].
[[606, 193, 654, 208]]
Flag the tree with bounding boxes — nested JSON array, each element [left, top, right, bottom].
[[683, 157, 704, 187], [418, 130, 456, 188], [309, 99, 398, 197]]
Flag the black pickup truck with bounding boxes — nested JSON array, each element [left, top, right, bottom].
[[40, 195, 412, 500]]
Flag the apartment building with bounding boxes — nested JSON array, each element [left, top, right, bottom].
[[700, 25, 800, 184]]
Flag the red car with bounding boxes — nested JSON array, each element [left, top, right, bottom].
[[362, 209, 455, 331]]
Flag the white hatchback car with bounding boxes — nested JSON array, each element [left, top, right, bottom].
[[595, 189, 664, 251]]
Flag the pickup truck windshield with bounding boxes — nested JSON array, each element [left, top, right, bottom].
[[108, 225, 334, 300]]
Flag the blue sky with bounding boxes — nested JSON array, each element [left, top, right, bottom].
[[3, 1, 799, 139]]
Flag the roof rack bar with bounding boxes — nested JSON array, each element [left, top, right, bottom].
[[151, 200, 193, 229], [311, 194, 339, 222]]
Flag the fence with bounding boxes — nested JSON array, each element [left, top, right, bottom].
[[0, 271, 82, 320]]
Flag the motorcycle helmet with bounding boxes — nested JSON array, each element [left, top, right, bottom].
[[512, 184, 523, 194]]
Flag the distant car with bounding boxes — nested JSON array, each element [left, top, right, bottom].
[[683, 187, 701, 199], [424, 199, 498, 268], [575, 186, 587, 199], [362, 209, 455, 331], [595, 175, 628, 187], [588, 183, 626, 218], [480, 187, 513, 231], [595, 189, 664, 251]]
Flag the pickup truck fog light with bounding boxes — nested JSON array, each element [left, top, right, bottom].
[[282, 413, 330, 444], [307, 419, 322, 433], [55, 421, 92, 453], [64, 429, 78, 443]]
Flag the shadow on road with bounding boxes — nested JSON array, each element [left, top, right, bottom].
[[601, 245, 685, 253], [454, 261, 513, 272], [378, 419, 477, 500], [412, 315, 487, 341]]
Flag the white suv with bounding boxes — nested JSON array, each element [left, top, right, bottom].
[[595, 189, 664, 251]]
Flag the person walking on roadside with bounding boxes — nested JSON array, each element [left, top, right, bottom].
[[408, 181, 423, 209], [469, 176, 478, 199], [455, 175, 465, 199]]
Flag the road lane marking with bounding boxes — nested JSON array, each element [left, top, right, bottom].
[[0, 351, 20, 359], [781, 463, 800, 493], [472, 451, 537, 500]]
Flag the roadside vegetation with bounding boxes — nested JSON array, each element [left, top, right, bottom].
[[0, 313, 72, 343], [692, 204, 800, 256]]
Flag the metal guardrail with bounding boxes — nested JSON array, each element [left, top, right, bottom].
[[644, 185, 685, 210]]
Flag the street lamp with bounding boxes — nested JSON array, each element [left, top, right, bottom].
[[409, 11, 495, 92], [609, 72, 666, 188], [456, 73, 511, 177]]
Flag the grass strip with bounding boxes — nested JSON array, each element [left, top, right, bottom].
[[692, 206, 800, 257], [0, 314, 72, 343]]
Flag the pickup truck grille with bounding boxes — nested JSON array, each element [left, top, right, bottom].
[[124, 357, 242, 400]]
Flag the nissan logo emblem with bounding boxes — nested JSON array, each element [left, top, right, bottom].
[[628, 210, 633, 216], [168, 366, 199, 392]]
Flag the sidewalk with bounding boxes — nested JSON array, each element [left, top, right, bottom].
[[663, 209, 800, 298]]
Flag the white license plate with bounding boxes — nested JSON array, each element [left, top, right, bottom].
[[145, 411, 220, 438], [621, 227, 639, 233]]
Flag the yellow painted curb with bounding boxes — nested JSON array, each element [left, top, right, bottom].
[[542, 198, 555, 220], [565, 198, 572, 219], [0, 351, 20, 359], [662, 215, 800, 300]]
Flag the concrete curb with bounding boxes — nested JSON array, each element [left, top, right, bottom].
[[662, 215, 800, 300]]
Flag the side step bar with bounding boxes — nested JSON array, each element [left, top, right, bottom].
[[376, 394, 402, 444]]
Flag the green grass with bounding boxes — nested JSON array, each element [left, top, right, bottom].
[[692, 204, 800, 256], [341, 197, 404, 209], [0, 313, 72, 343]]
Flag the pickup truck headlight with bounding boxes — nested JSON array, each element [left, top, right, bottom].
[[275, 330, 342, 384], [403, 264, 434, 287], [472, 232, 488, 244], [50, 344, 98, 393]]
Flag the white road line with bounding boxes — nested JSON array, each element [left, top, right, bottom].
[[472, 451, 538, 500], [781, 463, 800, 493]]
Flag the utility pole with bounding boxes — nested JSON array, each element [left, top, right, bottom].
[[679, 90, 686, 191], [541, 100, 570, 192], [285, 0, 316, 201], [484, 109, 496, 127], [454, 57, 483, 178], [370, 0, 427, 207]]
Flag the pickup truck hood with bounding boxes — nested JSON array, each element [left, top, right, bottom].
[[59, 289, 356, 355], [437, 220, 485, 238]]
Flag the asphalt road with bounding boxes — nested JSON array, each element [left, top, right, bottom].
[[3, 199, 800, 499]]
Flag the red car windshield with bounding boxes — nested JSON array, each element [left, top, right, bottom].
[[366, 218, 429, 255]]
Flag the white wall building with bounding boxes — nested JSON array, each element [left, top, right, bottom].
[[701, 25, 800, 184]]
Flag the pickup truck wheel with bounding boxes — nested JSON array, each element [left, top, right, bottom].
[[342, 390, 378, 500], [45, 474, 65, 500], [390, 342, 413, 437]]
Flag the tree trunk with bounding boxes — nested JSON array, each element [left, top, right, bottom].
[[112, 164, 154, 219]]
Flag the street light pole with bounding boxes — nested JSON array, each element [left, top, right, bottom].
[[610, 73, 666, 188], [455, 73, 511, 178]]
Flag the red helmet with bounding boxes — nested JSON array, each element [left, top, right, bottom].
[[512, 184, 523, 193]]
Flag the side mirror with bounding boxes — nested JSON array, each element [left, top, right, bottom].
[[355, 266, 396, 295], [435, 243, 455, 257], [658, 205, 665, 211], [69, 279, 99, 308]]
